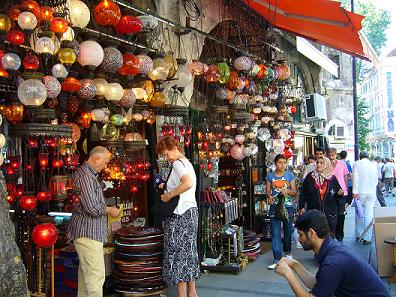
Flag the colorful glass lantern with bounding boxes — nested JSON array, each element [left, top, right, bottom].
[[94, 0, 121, 26], [20, 195, 37, 211], [52, 63, 68, 78], [217, 60, 230, 84], [52, 158, 64, 168], [60, 27, 75, 42], [119, 89, 136, 108], [93, 78, 108, 97], [163, 53, 178, 79], [58, 48, 76, 66], [230, 144, 245, 160], [91, 108, 110, 123], [204, 64, 220, 83], [4, 103, 24, 124], [114, 15, 143, 34], [36, 36, 56, 55], [283, 147, 293, 159], [23, 54, 40, 70], [0, 133, 6, 148], [100, 47, 123, 74], [188, 61, 208, 76], [8, 5, 22, 22], [64, 122, 81, 142], [67, 0, 90, 28], [21, 0, 40, 18], [77, 40, 104, 70], [105, 82, 123, 102], [148, 58, 168, 81], [0, 14, 11, 32], [37, 191, 52, 202], [38, 6, 54, 22], [149, 91, 166, 108], [131, 88, 147, 100], [42, 76, 61, 99], [234, 56, 252, 71], [137, 15, 158, 31], [110, 114, 124, 126], [51, 17, 69, 34], [118, 53, 139, 76], [61, 77, 82, 92], [278, 61, 291, 80], [18, 11, 37, 30], [32, 223, 58, 248], [256, 64, 267, 79], [78, 79, 96, 100], [141, 79, 154, 102], [0, 67, 8, 78], [81, 112, 91, 128], [136, 54, 153, 75], [2, 53, 21, 70], [18, 79, 47, 106], [227, 70, 239, 91]]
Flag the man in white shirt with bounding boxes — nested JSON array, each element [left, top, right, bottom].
[[382, 159, 395, 196], [352, 151, 378, 245]]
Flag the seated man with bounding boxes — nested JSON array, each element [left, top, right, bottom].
[[275, 210, 390, 297]]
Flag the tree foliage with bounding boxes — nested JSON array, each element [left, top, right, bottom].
[[357, 97, 372, 152]]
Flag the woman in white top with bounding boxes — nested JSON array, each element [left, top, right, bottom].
[[156, 136, 200, 297]]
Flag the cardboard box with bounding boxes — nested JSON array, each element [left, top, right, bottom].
[[374, 206, 396, 277]]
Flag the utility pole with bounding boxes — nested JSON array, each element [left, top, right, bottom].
[[351, 0, 359, 160]]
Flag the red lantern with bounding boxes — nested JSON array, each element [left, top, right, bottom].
[[32, 223, 58, 248], [217, 133, 223, 141], [28, 138, 38, 148], [186, 125, 192, 135], [9, 156, 20, 169], [256, 64, 267, 79], [20, 195, 37, 211], [38, 152, 49, 169], [203, 141, 209, 150], [8, 30, 25, 45], [114, 15, 143, 34], [283, 147, 293, 160], [130, 185, 138, 193], [81, 112, 91, 129], [185, 136, 191, 148], [50, 17, 68, 34], [6, 167, 15, 175], [285, 139, 294, 150], [21, 0, 41, 18], [61, 77, 82, 92], [52, 158, 64, 168], [289, 105, 297, 114], [142, 173, 150, 182], [94, 0, 121, 27], [144, 161, 150, 170], [118, 53, 140, 76], [8, 5, 22, 21], [23, 54, 40, 70], [0, 67, 9, 78], [207, 162, 213, 171], [37, 191, 52, 202], [6, 194, 15, 204], [16, 184, 24, 197], [38, 6, 53, 22]]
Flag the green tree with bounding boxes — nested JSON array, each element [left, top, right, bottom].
[[357, 97, 372, 151]]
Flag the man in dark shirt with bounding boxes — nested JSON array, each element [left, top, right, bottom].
[[68, 146, 120, 297], [275, 210, 390, 297]]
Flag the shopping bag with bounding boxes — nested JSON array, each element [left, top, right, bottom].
[[354, 198, 364, 218]]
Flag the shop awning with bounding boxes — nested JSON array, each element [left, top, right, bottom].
[[242, 0, 368, 60]]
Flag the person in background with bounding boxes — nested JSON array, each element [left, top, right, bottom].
[[340, 150, 353, 204], [302, 147, 325, 178], [382, 158, 395, 196], [374, 156, 386, 207], [299, 157, 343, 237], [275, 210, 391, 297], [156, 136, 200, 297], [353, 151, 378, 245], [266, 154, 297, 270], [327, 148, 349, 242], [67, 146, 121, 297]]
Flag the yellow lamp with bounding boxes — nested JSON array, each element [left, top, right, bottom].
[[58, 48, 76, 66]]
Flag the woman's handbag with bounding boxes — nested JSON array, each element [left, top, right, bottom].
[[151, 165, 180, 217], [275, 193, 289, 221]]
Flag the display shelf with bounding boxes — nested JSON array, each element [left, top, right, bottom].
[[8, 123, 73, 137]]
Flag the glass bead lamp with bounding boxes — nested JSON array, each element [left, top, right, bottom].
[[100, 47, 123, 74], [0, 14, 11, 32], [136, 54, 153, 74], [118, 89, 136, 108], [32, 223, 58, 248], [114, 15, 143, 34], [217, 60, 230, 84], [21, 0, 40, 18], [93, 78, 108, 97], [36, 36, 56, 55], [50, 17, 69, 35], [42, 76, 61, 99], [17, 11, 37, 30], [148, 58, 168, 81], [61, 77, 82, 92], [234, 56, 253, 71], [18, 79, 47, 106], [58, 48, 76, 66], [7, 30, 25, 46], [77, 40, 104, 71], [38, 6, 54, 22], [23, 54, 40, 70], [94, 0, 121, 26], [105, 82, 123, 102], [52, 63, 68, 78], [187, 60, 208, 76], [2, 53, 21, 71], [118, 53, 139, 76], [67, 0, 90, 28], [78, 79, 96, 100]]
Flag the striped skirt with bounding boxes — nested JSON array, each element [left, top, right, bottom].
[[163, 207, 200, 286]]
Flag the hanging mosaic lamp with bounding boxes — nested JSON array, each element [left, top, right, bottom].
[[136, 54, 153, 75], [94, 0, 121, 26], [38, 6, 54, 22], [148, 58, 168, 81], [35, 36, 56, 55], [52, 63, 68, 78], [227, 70, 239, 91], [77, 40, 104, 71], [163, 53, 178, 79], [93, 78, 108, 97], [50, 17, 69, 34], [23, 54, 40, 70], [256, 64, 267, 79], [2, 53, 22, 71], [204, 64, 220, 83], [58, 48, 76, 66], [149, 91, 166, 107], [61, 77, 82, 92], [118, 53, 139, 76], [17, 11, 37, 30], [42, 76, 61, 99], [118, 89, 136, 108], [8, 6, 22, 22], [21, 0, 41, 18], [278, 61, 291, 81], [110, 114, 125, 126], [217, 60, 230, 84], [18, 79, 47, 106], [7, 30, 25, 46], [100, 47, 123, 74], [32, 223, 58, 248], [78, 79, 96, 100], [187, 60, 208, 76], [20, 195, 37, 211], [4, 103, 24, 124], [234, 56, 252, 72], [115, 15, 143, 34], [67, 0, 90, 28], [105, 82, 123, 102]]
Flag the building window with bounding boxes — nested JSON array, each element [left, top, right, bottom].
[[329, 54, 340, 79]]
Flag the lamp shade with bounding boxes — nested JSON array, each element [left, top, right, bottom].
[[118, 53, 139, 76], [234, 56, 252, 71], [91, 108, 110, 123], [32, 223, 58, 248], [18, 79, 47, 106], [0, 14, 11, 32], [38, 6, 54, 22], [100, 47, 123, 74], [78, 79, 96, 100], [136, 54, 153, 75], [2, 53, 21, 70], [58, 48, 76, 65], [17, 11, 37, 30], [93, 78, 108, 96], [43, 76, 61, 99], [61, 77, 82, 92], [23, 54, 40, 70], [131, 88, 147, 100], [52, 63, 68, 78], [149, 91, 166, 107], [77, 40, 104, 68], [0, 133, 6, 148], [105, 83, 123, 101], [148, 58, 168, 81], [114, 15, 143, 34], [118, 89, 136, 108], [187, 61, 208, 76], [21, 0, 40, 18], [8, 30, 25, 46], [50, 17, 69, 34], [94, 0, 121, 26], [36, 36, 56, 54], [8, 5, 22, 22], [20, 195, 37, 211], [67, 0, 90, 28]]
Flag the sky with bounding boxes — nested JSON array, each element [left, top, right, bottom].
[[369, 0, 396, 57]]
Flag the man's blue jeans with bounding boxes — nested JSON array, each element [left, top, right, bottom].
[[269, 206, 294, 262]]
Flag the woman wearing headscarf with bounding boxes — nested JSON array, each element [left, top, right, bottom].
[[299, 156, 344, 236]]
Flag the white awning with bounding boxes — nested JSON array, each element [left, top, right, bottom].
[[296, 36, 339, 77]]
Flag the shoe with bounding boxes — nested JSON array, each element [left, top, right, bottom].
[[355, 237, 361, 242], [285, 254, 293, 259], [362, 240, 372, 245], [268, 262, 278, 270]]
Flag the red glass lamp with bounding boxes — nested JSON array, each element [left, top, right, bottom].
[[38, 152, 49, 169], [118, 53, 140, 76], [23, 54, 40, 70], [50, 17, 69, 34], [61, 77, 82, 92], [21, 0, 41, 18], [6, 194, 15, 204], [52, 158, 64, 168], [8, 30, 25, 45], [20, 195, 37, 211], [94, 0, 121, 26], [283, 147, 293, 160], [32, 223, 58, 248], [114, 15, 143, 34], [37, 191, 53, 202], [38, 6, 54, 22], [8, 5, 22, 21], [0, 67, 9, 78]]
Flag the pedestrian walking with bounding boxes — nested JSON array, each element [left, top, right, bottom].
[[352, 151, 378, 245], [299, 157, 343, 237], [374, 156, 386, 207], [302, 147, 325, 178], [265, 154, 297, 270], [382, 158, 395, 196]]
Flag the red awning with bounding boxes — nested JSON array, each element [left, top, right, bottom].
[[243, 0, 368, 60]]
